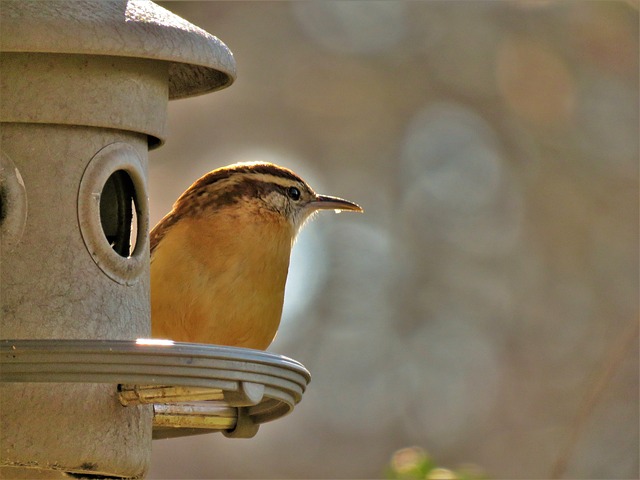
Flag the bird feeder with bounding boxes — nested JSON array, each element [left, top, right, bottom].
[[0, 1, 309, 478]]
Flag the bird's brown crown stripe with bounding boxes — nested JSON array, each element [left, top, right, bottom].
[[188, 164, 303, 193]]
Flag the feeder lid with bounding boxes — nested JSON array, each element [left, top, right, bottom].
[[0, 0, 236, 99]]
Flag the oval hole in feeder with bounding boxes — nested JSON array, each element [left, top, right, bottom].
[[0, 151, 27, 253], [100, 170, 138, 258], [78, 143, 148, 285]]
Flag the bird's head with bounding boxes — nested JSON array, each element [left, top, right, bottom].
[[171, 162, 363, 234]]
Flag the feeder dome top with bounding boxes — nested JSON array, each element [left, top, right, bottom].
[[0, 0, 236, 99]]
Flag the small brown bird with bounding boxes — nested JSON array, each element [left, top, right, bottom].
[[150, 162, 362, 350]]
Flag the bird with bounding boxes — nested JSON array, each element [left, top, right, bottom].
[[150, 161, 363, 350]]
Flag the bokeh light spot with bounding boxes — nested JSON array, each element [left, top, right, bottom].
[[400, 102, 522, 257], [497, 36, 576, 128], [292, 1, 408, 55]]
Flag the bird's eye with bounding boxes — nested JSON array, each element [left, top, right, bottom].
[[287, 186, 301, 201]]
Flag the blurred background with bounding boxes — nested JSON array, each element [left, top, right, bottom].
[[149, 1, 638, 478]]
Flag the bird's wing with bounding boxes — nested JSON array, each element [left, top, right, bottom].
[[149, 211, 179, 257]]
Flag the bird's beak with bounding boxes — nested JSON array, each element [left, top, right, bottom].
[[308, 194, 364, 213]]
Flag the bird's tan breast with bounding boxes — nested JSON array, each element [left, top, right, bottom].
[[150, 207, 293, 350]]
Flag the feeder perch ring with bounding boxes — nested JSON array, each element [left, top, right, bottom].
[[0, 339, 310, 439]]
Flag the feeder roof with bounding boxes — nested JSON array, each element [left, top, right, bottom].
[[0, 0, 236, 99]]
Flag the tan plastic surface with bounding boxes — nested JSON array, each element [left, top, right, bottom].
[[0, 126, 153, 478], [0, 0, 236, 100], [0, 53, 169, 146]]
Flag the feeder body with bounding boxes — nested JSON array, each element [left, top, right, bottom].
[[0, 53, 162, 479], [0, 1, 235, 477]]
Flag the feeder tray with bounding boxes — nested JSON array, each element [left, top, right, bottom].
[[0, 339, 310, 439]]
